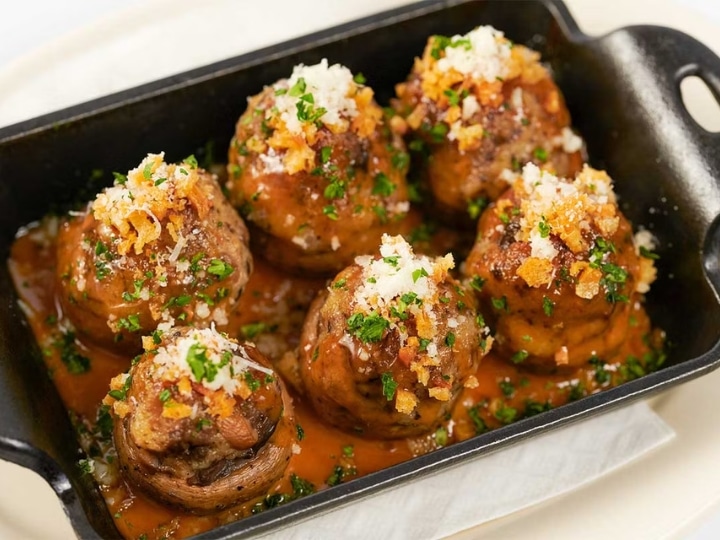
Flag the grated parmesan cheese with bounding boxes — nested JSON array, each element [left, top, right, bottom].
[[633, 229, 657, 252], [553, 126, 583, 154], [351, 235, 454, 360], [436, 26, 512, 82], [91, 153, 201, 256], [516, 163, 618, 257], [461, 94, 480, 120], [511, 87, 525, 123], [259, 147, 285, 174], [274, 59, 358, 134], [153, 327, 273, 397]]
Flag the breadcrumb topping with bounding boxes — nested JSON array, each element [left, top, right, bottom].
[[508, 163, 640, 299], [344, 235, 463, 413], [246, 59, 382, 175], [152, 327, 273, 398], [516, 163, 618, 256], [92, 153, 206, 255], [397, 25, 549, 151]]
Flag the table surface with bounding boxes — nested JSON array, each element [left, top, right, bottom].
[[1, 1, 719, 539]]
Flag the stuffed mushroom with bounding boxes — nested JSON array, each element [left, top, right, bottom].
[[463, 163, 657, 371], [108, 326, 295, 513], [56, 153, 252, 353], [227, 59, 410, 275], [394, 25, 584, 226], [299, 234, 489, 438]]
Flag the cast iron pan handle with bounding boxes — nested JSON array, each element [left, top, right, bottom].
[[0, 267, 114, 538], [613, 25, 720, 298]]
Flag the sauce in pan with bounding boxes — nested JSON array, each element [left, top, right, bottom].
[[9, 215, 663, 540]]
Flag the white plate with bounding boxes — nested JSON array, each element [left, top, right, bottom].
[[1, 1, 719, 539]]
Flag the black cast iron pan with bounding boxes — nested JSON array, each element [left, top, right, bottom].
[[0, 0, 719, 538]]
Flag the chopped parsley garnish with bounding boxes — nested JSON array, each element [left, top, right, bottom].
[[469, 275, 486, 292], [524, 399, 552, 417], [320, 146, 332, 164], [244, 371, 261, 392], [588, 355, 611, 385], [296, 423, 305, 441], [326, 465, 354, 487], [112, 172, 127, 185], [196, 418, 212, 431], [381, 372, 398, 401], [323, 180, 346, 200], [533, 147, 548, 162], [122, 279, 145, 302], [163, 294, 192, 309], [117, 314, 141, 333], [407, 222, 435, 244], [639, 246, 659, 260], [185, 342, 217, 383], [542, 296, 555, 316], [184, 154, 199, 169], [290, 474, 316, 497], [391, 150, 410, 171], [207, 259, 234, 280], [158, 388, 171, 403], [499, 380, 515, 398], [142, 161, 154, 179], [241, 321, 274, 339], [77, 458, 94, 475], [296, 93, 327, 124], [467, 196, 488, 220], [288, 77, 307, 97], [94, 241, 109, 256], [600, 264, 629, 303], [323, 205, 339, 220], [346, 312, 390, 343], [430, 35, 452, 59], [108, 375, 133, 401], [491, 296, 509, 312], [538, 218, 551, 238], [190, 252, 205, 273], [494, 403, 518, 424], [371, 205, 388, 223], [342, 444, 355, 457], [467, 405, 488, 435], [353, 72, 366, 85], [382, 255, 400, 267], [588, 238, 629, 303], [408, 138, 426, 153], [228, 164, 242, 178], [372, 172, 396, 196], [53, 330, 91, 374], [511, 350, 529, 364], [444, 88, 460, 106], [434, 427, 448, 446], [620, 355, 646, 381], [429, 122, 449, 142], [412, 267, 429, 283], [95, 404, 114, 440], [333, 278, 347, 289], [445, 332, 456, 347]]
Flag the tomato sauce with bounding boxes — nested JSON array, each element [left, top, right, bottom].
[[8, 219, 663, 539]]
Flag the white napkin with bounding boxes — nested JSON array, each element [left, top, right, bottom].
[[258, 400, 674, 539]]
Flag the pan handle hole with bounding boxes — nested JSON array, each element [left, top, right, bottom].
[[680, 75, 720, 132]]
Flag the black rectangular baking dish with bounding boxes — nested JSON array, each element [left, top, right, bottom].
[[1, 0, 720, 538]]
